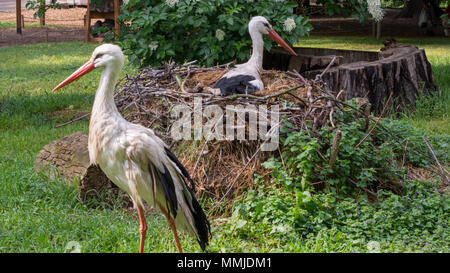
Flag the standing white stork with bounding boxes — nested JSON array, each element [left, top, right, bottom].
[[52, 44, 210, 253], [212, 16, 297, 96]]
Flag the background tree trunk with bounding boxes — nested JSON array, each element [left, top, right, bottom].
[[40, 12, 45, 26], [397, 0, 443, 23]]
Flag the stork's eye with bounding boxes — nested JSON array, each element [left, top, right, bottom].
[[95, 54, 104, 60], [263, 22, 270, 29]]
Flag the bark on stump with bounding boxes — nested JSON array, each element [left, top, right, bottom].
[[34, 132, 132, 207], [264, 42, 437, 113], [311, 42, 437, 113]]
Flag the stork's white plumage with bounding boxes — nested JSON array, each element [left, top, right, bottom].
[[212, 16, 297, 96], [53, 44, 210, 253]]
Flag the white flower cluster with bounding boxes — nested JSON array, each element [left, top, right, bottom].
[[366, 0, 385, 22], [283, 18, 296, 33], [149, 41, 158, 51], [215, 29, 225, 41], [165, 0, 179, 8]]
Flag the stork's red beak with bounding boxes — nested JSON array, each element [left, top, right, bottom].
[[267, 29, 297, 56], [52, 61, 96, 91]]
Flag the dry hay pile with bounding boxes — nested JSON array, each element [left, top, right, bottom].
[[112, 61, 347, 203]]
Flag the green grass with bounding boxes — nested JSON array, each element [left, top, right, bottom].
[[0, 38, 448, 252], [0, 21, 65, 29]]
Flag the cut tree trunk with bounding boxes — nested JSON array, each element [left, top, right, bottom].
[[308, 42, 437, 113], [264, 41, 437, 113], [34, 132, 132, 207]]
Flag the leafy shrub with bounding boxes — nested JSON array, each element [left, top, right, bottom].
[[117, 0, 312, 66], [232, 178, 449, 252], [263, 99, 449, 197], [227, 100, 449, 251]]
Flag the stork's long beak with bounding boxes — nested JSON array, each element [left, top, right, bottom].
[[267, 29, 297, 56], [52, 61, 96, 91]]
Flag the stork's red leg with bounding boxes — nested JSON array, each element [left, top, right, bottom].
[[136, 205, 147, 253], [158, 204, 183, 253]]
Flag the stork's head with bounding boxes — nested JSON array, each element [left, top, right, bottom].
[[249, 16, 272, 35], [53, 44, 124, 91], [90, 43, 124, 69], [248, 16, 297, 56]]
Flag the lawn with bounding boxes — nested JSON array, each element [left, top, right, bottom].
[[0, 39, 448, 253], [0, 21, 64, 29]]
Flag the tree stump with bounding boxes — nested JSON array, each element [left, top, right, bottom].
[[312, 42, 437, 113], [263, 41, 437, 113], [34, 132, 132, 207]]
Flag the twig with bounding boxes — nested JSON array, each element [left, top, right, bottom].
[[315, 56, 339, 82], [421, 136, 450, 183], [54, 113, 90, 128], [355, 92, 393, 148], [401, 138, 409, 168], [329, 127, 342, 168]]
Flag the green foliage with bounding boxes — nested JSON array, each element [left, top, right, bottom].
[[25, 0, 61, 19], [316, 0, 378, 23], [231, 177, 449, 252], [263, 100, 448, 198], [227, 96, 450, 252], [116, 0, 312, 67], [377, 119, 449, 167]]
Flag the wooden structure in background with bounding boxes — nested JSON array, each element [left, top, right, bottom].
[[84, 0, 120, 43], [16, 0, 22, 34]]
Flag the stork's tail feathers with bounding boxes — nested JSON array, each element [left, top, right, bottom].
[[164, 148, 211, 251], [185, 188, 210, 251]]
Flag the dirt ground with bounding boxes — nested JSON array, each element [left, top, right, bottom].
[[0, 7, 85, 47], [0, 7, 446, 48]]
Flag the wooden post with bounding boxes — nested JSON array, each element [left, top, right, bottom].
[[85, 2, 91, 42], [372, 21, 376, 38], [16, 0, 22, 34], [114, 0, 120, 38], [376, 20, 381, 39], [40, 12, 46, 26]]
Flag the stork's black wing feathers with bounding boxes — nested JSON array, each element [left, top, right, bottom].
[[164, 147, 211, 251], [153, 164, 178, 219], [165, 147, 195, 189], [214, 75, 258, 95]]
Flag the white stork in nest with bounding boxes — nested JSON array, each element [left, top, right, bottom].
[[211, 16, 297, 96], [53, 44, 210, 253]]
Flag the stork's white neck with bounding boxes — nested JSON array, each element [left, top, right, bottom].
[[247, 27, 264, 71], [91, 65, 121, 118]]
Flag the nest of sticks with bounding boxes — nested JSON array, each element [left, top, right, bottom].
[[112, 60, 363, 203]]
